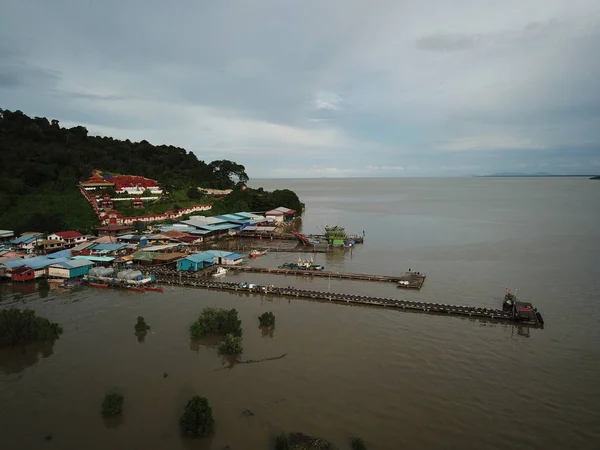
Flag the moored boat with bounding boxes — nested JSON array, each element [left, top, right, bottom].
[[145, 286, 164, 293], [213, 267, 228, 277], [88, 282, 109, 289], [249, 249, 267, 258]]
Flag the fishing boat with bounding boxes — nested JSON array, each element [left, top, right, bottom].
[[59, 280, 83, 289], [88, 282, 109, 289], [249, 249, 267, 258], [213, 267, 228, 277]]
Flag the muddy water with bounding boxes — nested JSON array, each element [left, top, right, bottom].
[[1, 177, 600, 450]]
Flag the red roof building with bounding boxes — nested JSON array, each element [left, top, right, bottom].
[[132, 197, 144, 209], [110, 175, 159, 189], [11, 266, 35, 282], [47, 231, 87, 248]]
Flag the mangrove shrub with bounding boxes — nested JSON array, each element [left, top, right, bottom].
[[351, 437, 367, 450], [101, 392, 124, 417], [179, 395, 214, 437], [134, 316, 150, 333], [189, 307, 242, 339], [0, 308, 63, 347], [258, 311, 275, 328], [217, 333, 243, 356]]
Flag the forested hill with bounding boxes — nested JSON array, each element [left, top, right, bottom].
[[0, 108, 302, 233], [0, 109, 248, 194]]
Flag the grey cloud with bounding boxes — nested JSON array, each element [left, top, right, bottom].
[[416, 33, 481, 52]]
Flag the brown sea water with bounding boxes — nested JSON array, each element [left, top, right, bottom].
[[1, 177, 599, 450]]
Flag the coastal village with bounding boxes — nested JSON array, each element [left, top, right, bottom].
[[0, 171, 300, 286]]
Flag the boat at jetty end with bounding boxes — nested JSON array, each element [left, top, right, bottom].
[[279, 258, 325, 271]]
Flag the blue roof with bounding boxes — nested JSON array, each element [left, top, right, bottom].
[[73, 255, 115, 262], [2, 255, 70, 270], [226, 253, 246, 259], [183, 252, 215, 263], [50, 259, 95, 269], [47, 249, 72, 259], [90, 243, 127, 252], [10, 235, 37, 245], [197, 223, 240, 232], [233, 212, 257, 219]]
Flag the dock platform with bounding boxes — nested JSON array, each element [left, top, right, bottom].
[[154, 275, 543, 327], [225, 266, 426, 289]]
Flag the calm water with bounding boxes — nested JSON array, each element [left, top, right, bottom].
[[1, 177, 599, 450]]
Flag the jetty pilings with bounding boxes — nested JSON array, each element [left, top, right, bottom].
[[154, 275, 543, 327]]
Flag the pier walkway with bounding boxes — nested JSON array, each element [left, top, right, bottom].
[[225, 266, 426, 289], [155, 275, 542, 327]]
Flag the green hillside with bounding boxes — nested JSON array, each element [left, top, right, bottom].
[[0, 108, 302, 233]]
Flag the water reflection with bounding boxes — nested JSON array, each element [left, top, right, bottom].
[[260, 327, 275, 338], [0, 340, 56, 374], [38, 281, 50, 298], [135, 331, 147, 343], [102, 414, 124, 429], [189, 335, 221, 353]]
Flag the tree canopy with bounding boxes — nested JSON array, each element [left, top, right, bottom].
[[0, 308, 63, 347]]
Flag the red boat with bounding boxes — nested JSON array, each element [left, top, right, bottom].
[[125, 286, 146, 292], [145, 286, 164, 293], [249, 249, 267, 258], [88, 282, 109, 289]]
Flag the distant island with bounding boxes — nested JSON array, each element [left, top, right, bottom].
[[480, 172, 597, 178], [590, 176, 600, 180]]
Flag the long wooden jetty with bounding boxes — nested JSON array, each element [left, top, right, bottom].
[[225, 266, 426, 289], [154, 275, 543, 327]]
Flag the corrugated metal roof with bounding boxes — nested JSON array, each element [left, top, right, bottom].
[[50, 259, 95, 269], [196, 223, 239, 232], [47, 249, 72, 259], [226, 253, 246, 259], [10, 235, 37, 245], [72, 255, 115, 262], [131, 251, 154, 261], [205, 250, 234, 258], [71, 241, 96, 252], [242, 226, 277, 232], [143, 243, 183, 252], [183, 252, 215, 263], [90, 243, 128, 252]]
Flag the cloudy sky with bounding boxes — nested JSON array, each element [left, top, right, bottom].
[[1, 0, 600, 178]]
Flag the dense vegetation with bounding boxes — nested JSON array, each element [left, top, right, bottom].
[[0, 308, 63, 347], [101, 392, 124, 417], [258, 312, 276, 328], [217, 333, 244, 356], [0, 108, 303, 233], [179, 395, 215, 437], [189, 307, 242, 340]]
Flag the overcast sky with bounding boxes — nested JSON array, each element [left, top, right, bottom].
[[1, 0, 599, 178]]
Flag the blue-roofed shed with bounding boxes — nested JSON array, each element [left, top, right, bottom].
[[176, 252, 215, 272], [1, 256, 70, 270], [205, 250, 246, 265], [72, 255, 115, 263], [48, 258, 94, 278]]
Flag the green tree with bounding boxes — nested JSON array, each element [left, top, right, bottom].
[[217, 333, 243, 356], [179, 396, 214, 437], [189, 307, 242, 339], [0, 308, 63, 347], [101, 392, 124, 417], [134, 316, 150, 333], [258, 312, 275, 328], [187, 186, 201, 199]]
